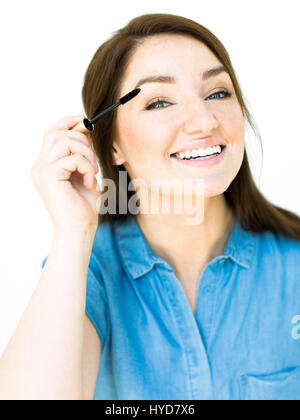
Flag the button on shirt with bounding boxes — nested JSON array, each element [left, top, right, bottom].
[[42, 215, 300, 400]]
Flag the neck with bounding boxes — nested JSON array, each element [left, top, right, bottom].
[[136, 194, 235, 282]]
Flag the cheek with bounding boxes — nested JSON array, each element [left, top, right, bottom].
[[123, 114, 175, 159], [216, 107, 245, 173], [117, 117, 147, 157], [217, 106, 245, 146]]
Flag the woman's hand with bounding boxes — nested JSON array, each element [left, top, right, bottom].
[[30, 115, 102, 234]]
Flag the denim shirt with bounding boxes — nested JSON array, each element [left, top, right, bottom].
[[42, 215, 300, 400]]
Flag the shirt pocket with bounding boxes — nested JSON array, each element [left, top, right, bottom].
[[240, 367, 300, 400]]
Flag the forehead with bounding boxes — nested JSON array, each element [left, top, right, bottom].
[[121, 34, 222, 91]]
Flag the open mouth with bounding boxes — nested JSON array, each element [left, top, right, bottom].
[[170, 145, 226, 161]]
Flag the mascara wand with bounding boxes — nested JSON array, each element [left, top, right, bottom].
[[71, 88, 141, 134]]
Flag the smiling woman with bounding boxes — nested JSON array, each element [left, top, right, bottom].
[[78, 13, 300, 401], [1, 12, 300, 402], [82, 13, 300, 239]]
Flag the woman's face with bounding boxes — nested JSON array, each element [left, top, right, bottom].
[[113, 33, 245, 199]]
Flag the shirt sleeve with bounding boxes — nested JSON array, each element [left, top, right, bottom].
[[41, 255, 109, 345], [85, 262, 109, 346]]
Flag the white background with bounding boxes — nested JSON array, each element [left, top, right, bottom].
[[0, 0, 299, 355]]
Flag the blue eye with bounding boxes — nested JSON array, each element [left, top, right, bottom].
[[145, 90, 232, 111], [146, 99, 170, 110], [206, 90, 232, 100]]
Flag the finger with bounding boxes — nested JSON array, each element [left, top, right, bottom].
[[42, 129, 93, 155], [52, 153, 97, 189], [46, 137, 98, 170], [50, 115, 85, 130]]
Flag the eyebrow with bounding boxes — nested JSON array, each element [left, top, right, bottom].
[[134, 65, 229, 90]]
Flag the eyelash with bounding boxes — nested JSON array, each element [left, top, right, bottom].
[[145, 90, 232, 110]]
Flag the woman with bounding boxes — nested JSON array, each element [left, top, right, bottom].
[[1, 13, 300, 401]]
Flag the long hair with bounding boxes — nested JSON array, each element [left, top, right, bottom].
[[81, 13, 300, 241]]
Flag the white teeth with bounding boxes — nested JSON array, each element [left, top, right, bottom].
[[198, 149, 206, 157], [175, 145, 223, 160]]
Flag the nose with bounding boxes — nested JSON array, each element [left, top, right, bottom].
[[181, 97, 219, 135]]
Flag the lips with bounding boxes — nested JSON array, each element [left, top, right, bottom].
[[170, 137, 227, 156]]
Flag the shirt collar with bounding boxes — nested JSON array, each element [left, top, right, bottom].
[[113, 214, 257, 280]]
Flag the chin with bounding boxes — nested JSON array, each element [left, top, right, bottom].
[[197, 176, 233, 198]]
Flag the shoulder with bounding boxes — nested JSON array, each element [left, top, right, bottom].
[[91, 220, 117, 261], [88, 219, 125, 286], [257, 229, 300, 258], [254, 229, 300, 277], [276, 232, 300, 254], [238, 229, 300, 304], [273, 232, 300, 272]]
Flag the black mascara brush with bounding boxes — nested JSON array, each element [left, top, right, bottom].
[[71, 88, 141, 134]]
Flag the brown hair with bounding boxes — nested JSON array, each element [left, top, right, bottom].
[[81, 13, 300, 241]]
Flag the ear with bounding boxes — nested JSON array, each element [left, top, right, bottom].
[[112, 142, 126, 166]]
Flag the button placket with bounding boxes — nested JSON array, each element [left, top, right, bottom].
[[156, 263, 213, 400], [195, 261, 224, 349]]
